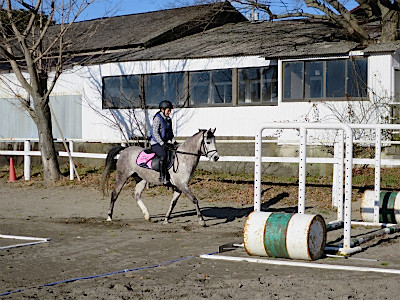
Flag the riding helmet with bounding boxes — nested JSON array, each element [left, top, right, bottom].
[[159, 100, 173, 110]]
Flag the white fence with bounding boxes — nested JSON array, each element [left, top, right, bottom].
[[2, 130, 400, 183], [252, 123, 400, 255]]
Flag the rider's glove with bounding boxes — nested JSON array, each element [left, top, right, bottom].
[[163, 143, 175, 151]]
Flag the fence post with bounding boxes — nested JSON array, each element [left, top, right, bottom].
[[374, 129, 382, 224], [69, 141, 74, 180], [254, 127, 263, 212], [24, 140, 31, 181], [298, 127, 307, 214], [332, 131, 344, 220]]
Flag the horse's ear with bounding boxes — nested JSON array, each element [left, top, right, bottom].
[[206, 128, 215, 138], [207, 128, 216, 134]]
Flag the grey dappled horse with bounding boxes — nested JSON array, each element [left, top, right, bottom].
[[101, 129, 219, 226]]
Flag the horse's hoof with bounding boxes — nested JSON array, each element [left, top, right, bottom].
[[106, 216, 112, 222], [199, 220, 206, 227], [145, 216, 152, 222], [163, 219, 170, 225]]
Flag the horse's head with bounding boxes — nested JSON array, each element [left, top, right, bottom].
[[201, 128, 219, 162]]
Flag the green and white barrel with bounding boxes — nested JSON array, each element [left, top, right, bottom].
[[361, 191, 400, 224], [243, 211, 326, 261]]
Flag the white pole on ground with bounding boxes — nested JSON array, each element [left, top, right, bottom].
[[200, 254, 400, 275]]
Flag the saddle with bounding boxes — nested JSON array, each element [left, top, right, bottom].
[[136, 149, 174, 171]]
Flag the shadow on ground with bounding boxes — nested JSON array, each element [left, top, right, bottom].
[[153, 192, 314, 225]]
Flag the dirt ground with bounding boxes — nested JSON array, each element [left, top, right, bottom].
[[2, 172, 400, 299]]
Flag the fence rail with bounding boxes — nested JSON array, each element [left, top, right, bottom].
[[2, 133, 400, 181]]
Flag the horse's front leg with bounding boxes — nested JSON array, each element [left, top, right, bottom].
[[164, 189, 182, 224], [134, 180, 151, 221], [180, 185, 206, 227]]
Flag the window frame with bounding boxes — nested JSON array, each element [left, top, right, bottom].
[[102, 74, 142, 109], [188, 69, 233, 107], [238, 66, 278, 106], [144, 71, 186, 109], [101, 66, 280, 109], [282, 58, 368, 102]]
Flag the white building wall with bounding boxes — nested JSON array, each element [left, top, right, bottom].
[[368, 54, 394, 101], [77, 54, 397, 140], [2, 53, 395, 140]]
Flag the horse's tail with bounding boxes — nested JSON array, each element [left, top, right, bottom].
[[101, 145, 126, 196]]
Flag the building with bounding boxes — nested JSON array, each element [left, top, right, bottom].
[[1, 1, 399, 145]]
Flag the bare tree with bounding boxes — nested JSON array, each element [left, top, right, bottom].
[[0, 0, 94, 182], [83, 67, 188, 148], [232, 0, 400, 44]]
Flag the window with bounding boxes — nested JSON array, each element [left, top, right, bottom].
[[283, 58, 368, 101], [283, 62, 303, 100], [326, 60, 346, 98], [102, 66, 279, 109], [189, 70, 232, 105], [347, 59, 368, 98], [239, 67, 278, 104], [305, 61, 323, 99], [102, 75, 140, 109], [145, 72, 185, 107]]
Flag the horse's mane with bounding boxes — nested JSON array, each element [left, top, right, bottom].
[[180, 129, 207, 146]]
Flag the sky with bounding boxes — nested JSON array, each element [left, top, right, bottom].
[[76, 0, 359, 22], [76, 0, 173, 21]]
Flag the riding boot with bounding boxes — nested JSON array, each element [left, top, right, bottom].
[[159, 158, 169, 185]]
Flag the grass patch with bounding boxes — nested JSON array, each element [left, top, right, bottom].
[[3, 163, 400, 207]]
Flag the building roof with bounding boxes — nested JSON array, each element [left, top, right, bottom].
[[59, 1, 247, 54], [0, 1, 246, 64], [363, 40, 400, 54], [2, 1, 400, 68], [92, 19, 361, 63]]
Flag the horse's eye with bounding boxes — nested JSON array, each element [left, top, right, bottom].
[[206, 141, 211, 144]]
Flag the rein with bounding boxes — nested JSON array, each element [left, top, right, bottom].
[[171, 132, 216, 173]]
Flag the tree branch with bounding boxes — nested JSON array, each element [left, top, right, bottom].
[[22, 0, 41, 37], [380, 0, 400, 11]]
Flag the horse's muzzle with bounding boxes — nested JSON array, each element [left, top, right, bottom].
[[212, 154, 220, 162]]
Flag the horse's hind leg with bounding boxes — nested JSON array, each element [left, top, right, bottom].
[[163, 190, 182, 224], [134, 180, 151, 221], [107, 170, 131, 221], [107, 178, 126, 221]]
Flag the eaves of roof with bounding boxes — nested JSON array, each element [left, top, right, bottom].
[[87, 19, 363, 64], [363, 41, 400, 54]]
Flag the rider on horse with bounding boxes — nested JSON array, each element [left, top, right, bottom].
[[150, 100, 177, 185]]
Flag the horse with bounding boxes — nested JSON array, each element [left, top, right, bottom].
[[101, 128, 219, 226]]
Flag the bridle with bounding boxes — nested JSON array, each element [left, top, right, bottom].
[[173, 131, 216, 158], [171, 131, 217, 172], [200, 135, 218, 158]]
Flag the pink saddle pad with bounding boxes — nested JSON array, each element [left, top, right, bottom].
[[136, 151, 156, 169]]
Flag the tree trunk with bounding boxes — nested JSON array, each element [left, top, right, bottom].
[[35, 99, 61, 183], [379, 6, 400, 42]]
